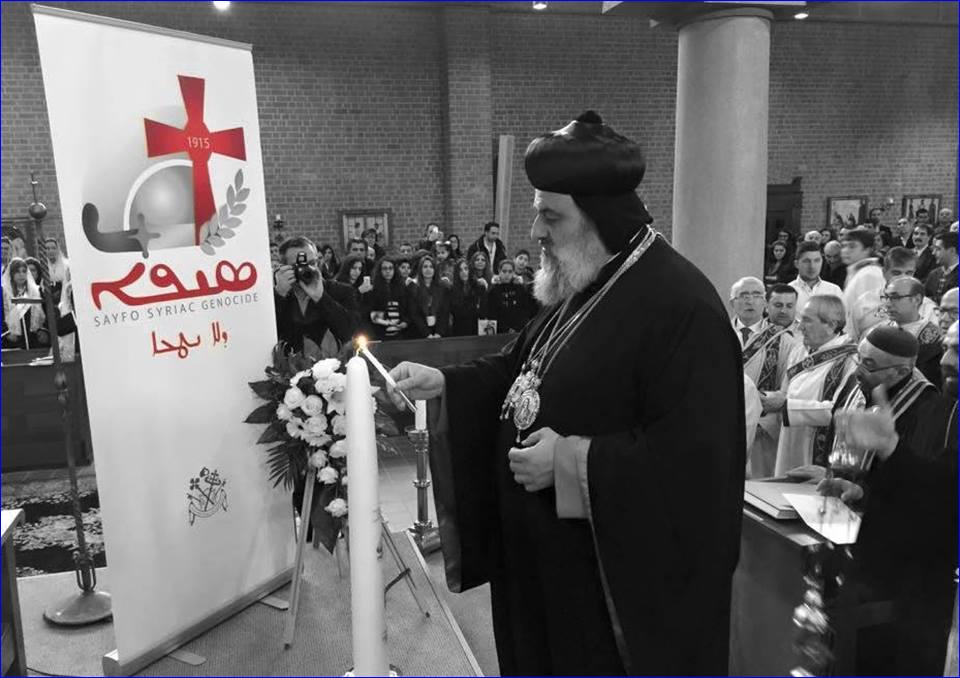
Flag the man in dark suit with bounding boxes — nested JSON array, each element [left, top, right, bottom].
[[274, 236, 357, 352], [466, 221, 508, 277], [924, 230, 958, 304], [912, 223, 937, 283]]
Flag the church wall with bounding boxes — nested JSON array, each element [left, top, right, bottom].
[[1, 2, 956, 259]]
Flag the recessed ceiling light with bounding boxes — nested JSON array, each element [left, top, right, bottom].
[[794, 11, 809, 19], [213, 1, 231, 10], [533, 1, 548, 10]]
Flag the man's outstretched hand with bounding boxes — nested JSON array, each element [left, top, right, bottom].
[[387, 361, 445, 410]]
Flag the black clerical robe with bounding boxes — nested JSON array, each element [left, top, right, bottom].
[[429, 233, 745, 675]]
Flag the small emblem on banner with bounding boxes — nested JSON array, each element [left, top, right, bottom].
[[187, 467, 228, 525]]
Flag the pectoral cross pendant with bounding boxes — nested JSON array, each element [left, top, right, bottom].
[[501, 359, 542, 442]]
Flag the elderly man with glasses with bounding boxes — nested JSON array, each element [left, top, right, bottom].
[[882, 276, 942, 388], [937, 287, 958, 335]]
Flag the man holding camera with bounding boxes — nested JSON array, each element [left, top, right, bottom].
[[274, 236, 358, 352]]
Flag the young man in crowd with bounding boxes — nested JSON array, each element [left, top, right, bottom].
[[893, 217, 914, 249], [841, 229, 884, 342], [362, 227, 385, 260], [882, 276, 942, 388], [514, 249, 535, 284], [466, 221, 507, 276], [790, 241, 843, 313], [924, 230, 958, 305]]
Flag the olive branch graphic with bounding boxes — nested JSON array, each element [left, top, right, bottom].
[[200, 169, 249, 256]]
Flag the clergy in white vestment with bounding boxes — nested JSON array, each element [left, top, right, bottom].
[[841, 229, 885, 342], [762, 295, 858, 475], [731, 279, 799, 477], [789, 241, 843, 316]]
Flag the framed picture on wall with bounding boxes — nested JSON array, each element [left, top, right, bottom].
[[339, 209, 391, 251], [826, 196, 868, 229], [901, 194, 941, 224]]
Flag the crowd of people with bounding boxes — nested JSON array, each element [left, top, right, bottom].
[[1, 235, 73, 352], [737, 210, 958, 674], [272, 220, 541, 351]]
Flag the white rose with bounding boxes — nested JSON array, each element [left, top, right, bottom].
[[304, 414, 328, 435], [332, 414, 348, 436], [276, 404, 293, 421], [318, 466, 339, 484], [305, 433, 331, 449], [289, 369, 312, 387], [286, 420, 305, 439], [283, 387, 306, 409], [370, 396, 378, 413], [316, 372, 347, 397], [311, 358, 340, 381], [327, 389, 348, 415], [300, 395, 324, 417], [308, 450, 327, 468], [329, 439, 348, 459], [325, 497, 348, 518], [341, 474, 348, 486]]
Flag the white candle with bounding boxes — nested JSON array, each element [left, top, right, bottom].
[[415, 400, 427, 431], [345, 357, 389, 676], [356, 337, 415, 414]]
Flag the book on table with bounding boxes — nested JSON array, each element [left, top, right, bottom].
[[744, 478, 820, 520]]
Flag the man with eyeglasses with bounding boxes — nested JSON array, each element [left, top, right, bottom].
[[937, 287, 958, 335], [729, 277, 766, 347], [767, 295, 858, 475], [882, 277, 942, 388], [817, 323, 958, 675], [850, 247, 938, 340], [273, 236, 358, 353]]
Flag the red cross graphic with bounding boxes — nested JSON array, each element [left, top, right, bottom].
[[144, 75, 246, 245]]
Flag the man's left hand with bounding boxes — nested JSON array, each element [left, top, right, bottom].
[[759, 390, 786, 414], [508, 427, 560, 492]]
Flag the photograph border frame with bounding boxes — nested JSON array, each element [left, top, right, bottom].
[[825, 195, 868, 229], [339, 209, 392, 251]]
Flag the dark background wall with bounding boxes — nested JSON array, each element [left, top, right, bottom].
[[2, 2, 956, 261]]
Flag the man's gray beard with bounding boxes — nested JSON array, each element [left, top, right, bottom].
[[533, 226, 610, 307]]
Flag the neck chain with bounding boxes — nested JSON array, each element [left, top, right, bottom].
[[500, 228, 659, 440]]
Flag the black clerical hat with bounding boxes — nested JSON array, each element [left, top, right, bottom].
[[865, 326, 919, 358], [524, 111, 653, 252]]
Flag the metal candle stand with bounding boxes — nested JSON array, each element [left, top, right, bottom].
[[404, 426, 440, 555]]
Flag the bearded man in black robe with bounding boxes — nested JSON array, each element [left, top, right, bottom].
[[388, 112, 745, 675]]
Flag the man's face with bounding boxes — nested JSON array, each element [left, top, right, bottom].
[[399, 244, 413, 256], [869, 209, 883, 226], [515, 253, 529, 270], [767, 292, 798, 328], [882, 280, 921, 325], [349, 241, 366, 257], [797, 251, 823, 281], [913, 227, 930, 249], [823, 245, 841, 267], [44, 241, 59, 262], [932, 238, 954, 267], [883, 261, 916, 283], [841, 239, 869, 265], [897, 219, 910, 237], [799, 302, 835, 350], [938, 289, 959, 334], [940, 323, 958, 399], [916, 210, 930, 224], [485, 225, 500, 243], [855, 339, 909, 394], [939, 208, 954, 225], [364, 232, 376, 247], [731, 281, 765, 326]]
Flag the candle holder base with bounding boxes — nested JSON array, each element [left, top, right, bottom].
[[409, 523, 441, 555], [345, 664, 401, 676]]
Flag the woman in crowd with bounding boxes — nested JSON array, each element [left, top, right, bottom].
[[319, 244, 339, 280], [407, 255, 450, 339], [820, 227, 836, 244], [450, 258, 485, 336], [764, 241, 797, 286], [447, 234, 462, 260], [417, 222, 442, 253], [1, 258, 48, 349], [367, 256, 409, 341], [335, 254, 374, 335], [485, 259, 534, 334], [470, 250, 492, 287]]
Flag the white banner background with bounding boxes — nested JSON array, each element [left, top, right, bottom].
[[33, 7, 294, 666]]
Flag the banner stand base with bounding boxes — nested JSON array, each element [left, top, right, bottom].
[[259, 594, 290, 610], [101, 567, 292, 676]]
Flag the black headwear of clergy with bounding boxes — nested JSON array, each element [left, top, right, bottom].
[[865, 325, 919, 359], [524, 111, 653, 253]]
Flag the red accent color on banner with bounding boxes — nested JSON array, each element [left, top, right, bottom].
[[144, 75, 246, 245]]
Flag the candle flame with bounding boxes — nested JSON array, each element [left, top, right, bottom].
[[354, 335, 368, 355]]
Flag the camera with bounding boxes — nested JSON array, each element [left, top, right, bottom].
[[293, 251, 318, 285]]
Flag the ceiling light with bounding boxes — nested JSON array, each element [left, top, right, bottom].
[[794, 11, 809, 19], [533, 1, 548, 10], [213, 1, 231, 10]]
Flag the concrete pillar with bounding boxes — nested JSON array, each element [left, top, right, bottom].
[[671, 8, 771, 303]]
